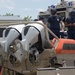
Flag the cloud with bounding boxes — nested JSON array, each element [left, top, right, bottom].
[[31, 0, 46, 1], [0, 0, 12, 3], [23, 7, 46, 13], [5, 5, 14, 10], [37, 8, 46, 12], [65, 0, 75, 1], [0, 0, 14, 10], [23, 8, 31, 11], [22, 8, 46, 13]]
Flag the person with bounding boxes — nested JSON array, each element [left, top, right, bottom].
[[34, 16, 44, 23], [34, 19, 38, 21], [38, 16, 44, 23], [65, 10, 75, 39], [46, 9, 65, 40]]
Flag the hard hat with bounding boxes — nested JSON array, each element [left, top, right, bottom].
[[51, 9, 57, 15]]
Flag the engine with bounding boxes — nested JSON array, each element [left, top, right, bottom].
[[0, 24, 25, 65], [21, 21, 47, 62], [0, 21, 57, 74], [0, 21, 48, 66]]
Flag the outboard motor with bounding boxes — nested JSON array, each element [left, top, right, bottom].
[[21, 21, 46, 63], [0, 22, 47, 66], [1, 24, 25, 52], [0, 24, 25, 66]]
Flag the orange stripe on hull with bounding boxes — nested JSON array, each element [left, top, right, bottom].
[[60, 50, 75, 54], [56, 38, 75, 54]]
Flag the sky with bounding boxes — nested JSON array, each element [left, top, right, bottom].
[[0, 0, 74, 19]]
